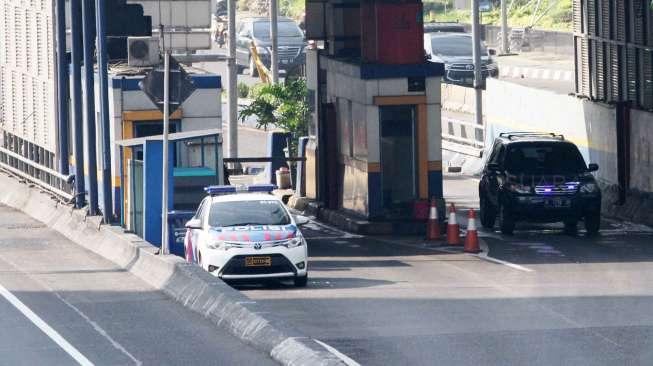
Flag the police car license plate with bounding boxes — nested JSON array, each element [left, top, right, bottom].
[[245, 256, 272, 267]]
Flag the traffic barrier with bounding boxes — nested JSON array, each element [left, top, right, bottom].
[[426, 197, 441, 241], [0, 171, 346, 366], [446, 203, 460, 245], [464, 209, 481, 253]]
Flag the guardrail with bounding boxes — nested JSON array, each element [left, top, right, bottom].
[[441, 116, 485, 157], [0, 146, 74, 202]]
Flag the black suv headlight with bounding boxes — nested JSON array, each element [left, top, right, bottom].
[[580, 182, 599, 194]]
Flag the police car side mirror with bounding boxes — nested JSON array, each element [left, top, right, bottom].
[[293, 215, 310, 226], [185, 218, 202, 230]]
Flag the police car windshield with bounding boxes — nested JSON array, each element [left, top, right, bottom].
[[209, 200, 291, 227]]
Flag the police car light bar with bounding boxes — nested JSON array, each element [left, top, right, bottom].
[[204, 184, 277, 195], [204, 185, 237, 195], [246, 184, 277, 192]]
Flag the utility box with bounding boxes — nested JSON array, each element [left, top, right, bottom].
[[361, 1, 424, 64]]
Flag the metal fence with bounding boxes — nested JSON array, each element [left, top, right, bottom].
[[573, 0, 653, 111], [0, 131, 74, 202]]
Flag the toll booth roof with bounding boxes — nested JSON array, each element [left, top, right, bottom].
[[115, 128, 222, 147]]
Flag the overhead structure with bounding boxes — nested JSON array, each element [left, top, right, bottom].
[[127, 0, 212, 51]]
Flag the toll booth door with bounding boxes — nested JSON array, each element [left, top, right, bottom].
[[129, 159, 144, 238], [379, 105, 417, 219]]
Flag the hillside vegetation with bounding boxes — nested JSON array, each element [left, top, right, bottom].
[[424, 0, 573, 31]]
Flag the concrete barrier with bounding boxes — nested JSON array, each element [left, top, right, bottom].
[[0, 171, 345, 366]]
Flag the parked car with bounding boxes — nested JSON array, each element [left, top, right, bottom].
[[424, 22, 466, 34], [235, 17, 306, 77], [424, 32, 499, 87], [184, 184, 309, 287], [479, 132, 602, 235]]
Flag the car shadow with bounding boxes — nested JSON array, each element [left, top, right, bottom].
[[232, 276, 395, 291]]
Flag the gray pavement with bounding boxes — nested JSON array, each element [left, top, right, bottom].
[[496, 52, 574, 94], [240, 175, 653, 366], [0, 205, 276, 365]]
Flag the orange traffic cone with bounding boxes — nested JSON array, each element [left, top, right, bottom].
[[446, 203, 460, 245], [426, 198, 440, 241], [464, 209, 481, 253]]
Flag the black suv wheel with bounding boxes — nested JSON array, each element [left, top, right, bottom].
[[499, 204, 515, 235], [585, 212, 600, 236], [480, 197, 496, 229], [563, 220, 578, 235]]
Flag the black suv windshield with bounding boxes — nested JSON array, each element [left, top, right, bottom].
[[253, 21, 303, 39], [209, 200, 291, 227], [504, 143, 587, 174], [430, 35, 487, 57]]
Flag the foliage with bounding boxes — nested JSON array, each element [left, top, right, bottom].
[[424, 0, 573, 31], [237, 82, 250, 99], [238, 78, 309, 153]]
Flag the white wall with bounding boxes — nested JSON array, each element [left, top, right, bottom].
[[630, 110, 653, 193], [485, 78, 618, 185]]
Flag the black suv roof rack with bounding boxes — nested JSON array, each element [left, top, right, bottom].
[[499, 132, 565, 140]]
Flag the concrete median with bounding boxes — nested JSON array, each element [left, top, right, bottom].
[[0, 171, 345, 366]]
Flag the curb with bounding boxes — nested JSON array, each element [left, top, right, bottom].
[[0, 171, 345, 366]]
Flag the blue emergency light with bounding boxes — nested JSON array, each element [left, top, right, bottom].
[[204, 184, 277, 195], [204, 185, 237, 195]]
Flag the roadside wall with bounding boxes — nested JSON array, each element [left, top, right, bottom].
[[630, 110, 653, 193], [485, 78, 618, 186]]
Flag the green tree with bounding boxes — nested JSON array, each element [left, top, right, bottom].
[[238, 78, 309, 155]]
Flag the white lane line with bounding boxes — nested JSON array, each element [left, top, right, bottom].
[[0, 256, 141, 366], [0, 282, 94, 366], [473, 241, 534, 273], [315, 339, 360, 366]]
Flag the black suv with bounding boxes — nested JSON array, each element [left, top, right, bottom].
[[479, 132, 602, 235], [235, 17, 306, 76]]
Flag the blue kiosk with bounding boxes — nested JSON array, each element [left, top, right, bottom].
[[116, 129, 223, 254]]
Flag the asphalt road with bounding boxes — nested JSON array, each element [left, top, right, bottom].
[[0, 205, 276, 366], [240, 175, 653, 366]]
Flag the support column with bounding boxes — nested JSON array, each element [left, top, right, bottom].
[[70, 0, 86, 208], [81, 0, 99, 215], [95, 0, 113, 222], [55, 0, 69, 175]]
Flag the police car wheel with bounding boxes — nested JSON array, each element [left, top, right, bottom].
[[294, 275, 308, 288]]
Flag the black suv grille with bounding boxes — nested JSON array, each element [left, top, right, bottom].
[[534, 183, 579, 195], [221, 254, 296, 276]]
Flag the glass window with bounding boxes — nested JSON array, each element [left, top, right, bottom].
[[430, 35, 487, 57], [504, 143, 587, 174], [253, 21, 303, 39], [208, 200, 291, 227]]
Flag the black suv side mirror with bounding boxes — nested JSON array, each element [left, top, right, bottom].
[[488, 48, 497, 56], [588, 163, 599, 172], [487, 162, 500, 172]]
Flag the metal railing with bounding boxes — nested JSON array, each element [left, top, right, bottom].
[[0, 146, 74, 202], [442, 116, 485, 150]]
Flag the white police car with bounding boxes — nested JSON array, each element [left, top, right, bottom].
[[184, 184, 309, 287]]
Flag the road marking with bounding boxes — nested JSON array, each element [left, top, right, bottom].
[[315, 339, 361, 366], [0, 256, 141, 365], [473, 241, 534, 272], [0, 282, 94, 366]]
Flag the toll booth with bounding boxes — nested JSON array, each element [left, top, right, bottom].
[[304, 0, 445, 222], [115, 129, 223, 247]]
